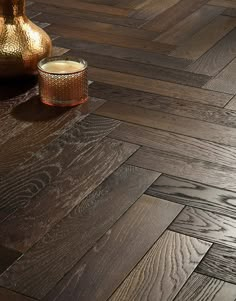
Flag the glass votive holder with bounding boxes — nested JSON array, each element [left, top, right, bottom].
[[38, 56, 88, 107]]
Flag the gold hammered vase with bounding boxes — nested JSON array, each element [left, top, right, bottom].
[[0, 0, 52, 77]]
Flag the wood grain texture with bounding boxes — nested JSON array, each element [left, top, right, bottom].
[[109, 231, 211, 301], [169, 206, 236, 247], [0, 162, 157, 253], [55, 37, 191, 70], [43, 196, 183, 301], [68, 49, 210, 88], [127, 147, 236, 191], [110, 122, 236, 168], [143, 0, 209, 32], [187, 28, 236, 76], [0, 98, 105, 178], [33, 0, 132, 16], [95, 102, 236, 147], [156, 5, 224, 45], [0, 182, 168, 299], [204, 58, 236, 94], [209, 0, 236, 8], [90, 82, 236, 128], [0, 246, 21, 275], [46, 24, 174, 54], [171, 16, 236, 60], [89, 68, 232, 106], [175, 272, 236, 301], [146, 175, 236, 218], [0, 113, 119, 223], [197, 244, 236, 284], [30, 2, 145, 27], [0, 288, 36, 301]]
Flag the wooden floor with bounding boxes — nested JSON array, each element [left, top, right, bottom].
[[2, 0, 236, 300]]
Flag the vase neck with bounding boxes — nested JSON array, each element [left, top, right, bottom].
[[0, 0, 25, 17]]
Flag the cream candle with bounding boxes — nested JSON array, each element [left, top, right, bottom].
[[41, 60, 85, 74], [38, 57, 88, 107]]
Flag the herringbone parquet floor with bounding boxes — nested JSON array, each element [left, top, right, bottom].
[[2, 0, 236, 300]]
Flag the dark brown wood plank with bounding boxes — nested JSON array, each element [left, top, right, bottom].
[[0, 114, 120, 223], [46, 24, 174, 54], [68, 49, 210, 88], [196, 244, 236, 284], [42, 196, 184, 301], [110, 123, 236, 168], [0, 162, 158, 253], [174, 272, 236, 301], [0, 184, 168, 299], [143, 0, 209, 32], [55, 37, 191, 70], [89, 69, 232, 106], [156, 5, 224, 45], [95, 102, 236, 147], [0, 288, 36, 301], [169, 206, 236, 247], [127, 147, 236, 191], [171, 15, 236, 60], [30, 3, 145, 27], [90, 82, 236, 128], [146, 175, 236, 218], [109, 231, 211, 301], [34, 13, 157, 40], [0, 98, 105, 177], [33, 0, 132, 16], [187, 28, 236, 76], [0, 246, 21, 275]]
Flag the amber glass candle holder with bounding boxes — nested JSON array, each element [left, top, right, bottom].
[[38, 56, 88, 107]]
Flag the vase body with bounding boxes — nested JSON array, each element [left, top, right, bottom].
[[0, 0, 52, 77]]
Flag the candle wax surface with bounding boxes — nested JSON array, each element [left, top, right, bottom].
[[41, 60, 85, 74]]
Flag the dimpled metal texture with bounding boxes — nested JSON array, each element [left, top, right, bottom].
[[38, 57, 88, 107], [0, 0, 52, 77]]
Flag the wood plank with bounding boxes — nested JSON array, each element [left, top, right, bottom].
[[0, 114, 120, 223], [109, 231, 211, 301], [110, 123, 236, 169], [0, 288, 36, 301], [0, 246, 21, 274], [33, 0, 132, 16], [156, 5, 224, 45], [0, 194, 177, 299], [197, 244, 236, 284], [146, 175, 236, 218], [34, 13, 157, 40], [89, 68, 232, 106], [225, 95, 236, 110], [95, 102, 236, 147], [187, 28, 236, 76], [30, 3, 145, 28], [169, 206, 236, 247], [143, 0, 209, 32], [0, 163, 158, 253], [204, 58, 236, 94], [130, 0, 180, 21], [55, 37, 191, 70], [209, 0, 236, 8], [127, 147, 236, 191], [0, 98, 105, 178], [42, 197, 184, 301], [90, 82, 236, 128], [46, 24, 174, 54], [171, 16, 236, 60], [68, 49, 210, 87], [175, 272, 236, 301]]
